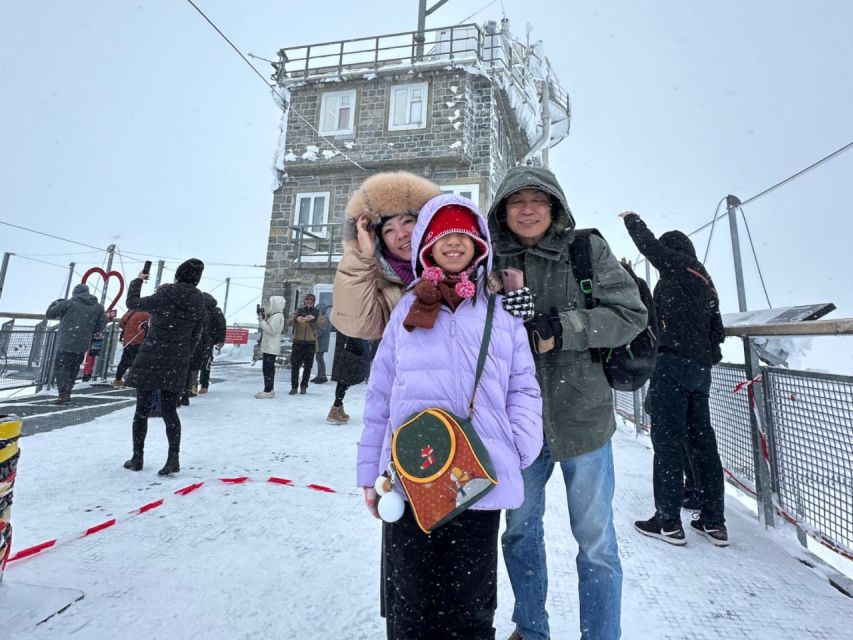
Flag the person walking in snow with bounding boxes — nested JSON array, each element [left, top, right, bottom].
[[358, 195, 542, 639], [198, 294, 226, 395], [112, 308, 150, 388], [330, 170, 441, 632], [255, 295, 286, 399], [45, 283, 107, 405], [287, 293, 323, 395], [122, 258, 207, 476], [489, 166, 647, 640], [620, 211, 728, 547], [310, 303, 331, 384]]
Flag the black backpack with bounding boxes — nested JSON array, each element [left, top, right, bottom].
[[570, 229, 659, 391]]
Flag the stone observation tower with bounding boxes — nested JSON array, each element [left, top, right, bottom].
[[261, 19, 571, 309]]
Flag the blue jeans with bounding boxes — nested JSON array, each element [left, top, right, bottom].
[[502, 440, 622, 640]]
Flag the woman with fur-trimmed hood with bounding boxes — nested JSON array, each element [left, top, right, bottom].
[[330, 171, 441, 340]]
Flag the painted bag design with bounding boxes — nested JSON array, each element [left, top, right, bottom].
[[391, 408, 497, 534]]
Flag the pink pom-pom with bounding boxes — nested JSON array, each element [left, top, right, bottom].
[[423, 266, 444, 284], [455, 279, 475, 299]]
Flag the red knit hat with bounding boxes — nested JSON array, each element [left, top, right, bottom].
[[418, 205, 490, 273]]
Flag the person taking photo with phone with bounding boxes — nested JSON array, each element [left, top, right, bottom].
[[122, 258, 207, 476]]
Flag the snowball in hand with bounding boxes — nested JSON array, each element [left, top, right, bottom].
[[378, 491, 404, 522]]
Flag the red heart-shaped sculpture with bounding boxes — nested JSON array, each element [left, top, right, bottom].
[[81, 267, 125, 313]]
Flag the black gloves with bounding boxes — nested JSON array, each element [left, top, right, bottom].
[[502, 286, 535, 321], [526, 308, 563, 354]]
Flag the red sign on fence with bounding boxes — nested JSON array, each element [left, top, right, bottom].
[[224, 327, 249, 345]]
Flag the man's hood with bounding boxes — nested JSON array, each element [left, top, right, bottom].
[[72, 284, 99, 305], [411, 193, 492, 277], [487, 165, 576, 258], [267, 296, 286, 315]]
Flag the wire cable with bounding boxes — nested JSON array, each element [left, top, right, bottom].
[[739, 208, 772, 308], [183, 0, 272, 89], [182, 0, 367, 173], [0, 220, 105, 252], [457, 0, 500, 25], [13, 255, 70, 271], [226, 293, 262, 321], [741, 139, 853, 207], [702, 197, 728, 263]]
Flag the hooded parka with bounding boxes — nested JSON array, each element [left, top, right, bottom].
[[358, 194, 543, 510], [487, 166, 647, 460], [623, 214, 725, 367], [258, 296, 286, 355], [124, 278, 207, 392], [45, 284, 108, 353]]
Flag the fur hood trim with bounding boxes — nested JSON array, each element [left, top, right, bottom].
[[343, 171, 440, 246]]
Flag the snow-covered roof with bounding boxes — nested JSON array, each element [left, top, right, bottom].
[[274, 21, 570, 151]]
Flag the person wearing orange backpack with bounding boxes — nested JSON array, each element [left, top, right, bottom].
[[113, 308, 151, 388]]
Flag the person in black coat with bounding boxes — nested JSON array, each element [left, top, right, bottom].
[[184, 292, 219, 401], [620, 211, 729, 547], [199, 294, 227, 394], [123, 258, 207, 476]]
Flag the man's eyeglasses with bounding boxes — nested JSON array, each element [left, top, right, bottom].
[[506, 197, 551, 210]]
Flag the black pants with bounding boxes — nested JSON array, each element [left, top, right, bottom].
[[131, 388, 180, 456], [115, 344, 140, 381], [199, 346, 214, 388], [262, 353, 276, 392], [647, 351, 725, 524], [54, 350, 86, 396], [333, 381, 350, 407], [290, 341, 315, 390], [387, 504, 499, 639]]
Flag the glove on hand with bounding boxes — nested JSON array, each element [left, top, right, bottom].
[[363, 487, 379, 519], [526, 308, 564, 354], [502, 286, 535, 320]]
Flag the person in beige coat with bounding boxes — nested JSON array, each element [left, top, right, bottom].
[[330, 171, 441, 341]]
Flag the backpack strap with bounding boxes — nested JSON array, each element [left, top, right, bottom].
[[569, 229, 597, 310], [569, 228, 604, 363]]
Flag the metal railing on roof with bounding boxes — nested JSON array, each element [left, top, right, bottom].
[[274, 23, 570, 123]]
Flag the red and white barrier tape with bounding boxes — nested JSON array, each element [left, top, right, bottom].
[[6, 476, 348, 565]]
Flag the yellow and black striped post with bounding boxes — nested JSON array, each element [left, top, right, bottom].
[[0, 414, 21, 581]]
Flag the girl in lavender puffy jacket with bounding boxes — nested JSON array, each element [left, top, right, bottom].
[[357, 194, 543, 639]]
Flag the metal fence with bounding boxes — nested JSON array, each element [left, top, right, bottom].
[[0, 319, 121, 393], [615, 362, 853, 560]]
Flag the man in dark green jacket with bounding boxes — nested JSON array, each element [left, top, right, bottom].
[[45, 283, 107, 404], [488, 166, 646, 640]]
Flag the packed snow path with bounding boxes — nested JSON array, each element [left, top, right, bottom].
[[5, 364, 852, 639]]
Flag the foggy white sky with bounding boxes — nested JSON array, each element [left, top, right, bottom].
[[2, 1, 852, 371]]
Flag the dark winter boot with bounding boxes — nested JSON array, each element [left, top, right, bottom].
[[123, 453, 144, 471], [158, 452, 180, 476]]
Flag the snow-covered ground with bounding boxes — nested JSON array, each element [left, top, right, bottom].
[[3, 364, 852, 639]]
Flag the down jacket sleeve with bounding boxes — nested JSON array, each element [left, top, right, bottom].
[[356, 319, 398, 487], [331, 249, 396, 340], [506, 315, 544, 468], [558, 234, 647, 352]]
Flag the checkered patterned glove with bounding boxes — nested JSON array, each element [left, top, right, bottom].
[[502, 286, 535, 320]]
